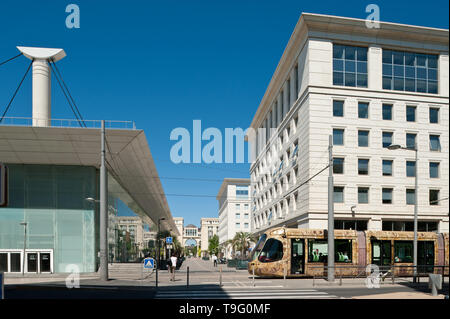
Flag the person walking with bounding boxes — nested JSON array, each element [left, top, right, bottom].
[[212, 254, 218, 267], [169, 253, 177, 282]]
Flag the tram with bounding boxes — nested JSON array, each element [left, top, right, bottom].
[[248, 227, 449, 277]]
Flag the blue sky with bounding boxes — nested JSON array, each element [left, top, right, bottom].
[[0, 0, 448, 227]]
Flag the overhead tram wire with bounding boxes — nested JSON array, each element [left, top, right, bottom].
[[0, 52, 23, 68], [0, 60, 33, 123], [48, 60, 86, 128], [50, 60, 86, 127]]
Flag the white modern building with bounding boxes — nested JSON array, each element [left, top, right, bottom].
[[248, 13, 449, 237], [200, 217, 219, 257], [216, 178, 251, 258]]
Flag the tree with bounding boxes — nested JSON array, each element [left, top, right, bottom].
[[231, 232, 257, 260], [208, 235, 219, 256]]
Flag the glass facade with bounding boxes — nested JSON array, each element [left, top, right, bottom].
[[382, 49, 438, 94], [333, 44, 368, 87], [0, 164, 99, 273]]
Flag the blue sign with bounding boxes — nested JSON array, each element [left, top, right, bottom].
[[0, 272, 4, 299], [143, 258, 155, 269], [166, 237, 173, 244]]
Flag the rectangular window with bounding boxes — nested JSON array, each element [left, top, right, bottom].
[[244, 213, 249, 219], [235, 204, 240, 210], [406, 189, 415, 205], [382, 132, 393, 148], [358, 159, 369, 175], [382, 104, 393, 120], [244, 223, 249, 229], [235, 222, 240, 228], [235, 213, 240, 219], [308, 239, 328, 262], [358, 102, 369, 118], [418, 222, 438, 232], [406, 133, 416, 149], [394, 241, 413, 263], [333, 158, 344, 174], [335, 240, 352, 263], [382, 188, 393, 204], [358, 130, 369, 147], [358, 187, 369, 204], [406, 161, 416, 177], [294, 65, 299, 97], [333, 44, 368, 88], [382, 49, 438, 94], [429, 107, 439, 123], [333, 129, 344, 146], [429, 162, 439, 178], [382, 160, 393, 176], [334, 186, 344, 203], [333, 100, 344, 117], [429, 135, 441, 151], [429, 189, 439, 205], [406, 106, 416, 122], [335, 220, 367, 231]]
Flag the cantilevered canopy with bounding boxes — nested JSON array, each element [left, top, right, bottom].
[[0, 125, 178, 236]]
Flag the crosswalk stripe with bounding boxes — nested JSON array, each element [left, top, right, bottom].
[[154, 289, 337, 299]]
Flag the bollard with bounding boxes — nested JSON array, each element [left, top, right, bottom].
[[428, 274, 442, 296], [283, 263, 287, 287], [252, 267, 255, 287], [187, 266, 189, 289], [219, 266, 222, 287]]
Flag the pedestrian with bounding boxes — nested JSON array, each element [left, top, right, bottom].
[[169, 253, 177, 282], [212, 254, 218, 267]]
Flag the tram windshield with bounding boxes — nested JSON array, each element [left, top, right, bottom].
[[249, 234, 267, 261]]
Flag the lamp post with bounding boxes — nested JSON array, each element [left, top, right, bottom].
[[156, 217, 165, 288], [20, 222, 27, 276], [388, 143, 418, 282]]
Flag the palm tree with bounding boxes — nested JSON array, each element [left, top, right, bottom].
[[231, 232, 257, 260]]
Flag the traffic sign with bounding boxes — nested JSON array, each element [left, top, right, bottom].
[[143, 257, 155, 269], [167, 244, 173, 249], [166, 237, 173, 244]]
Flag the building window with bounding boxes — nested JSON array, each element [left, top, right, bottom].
[[333, 158, 344, 174], [244, 213, 249, 219], [382, 160, 393, 176], [406, 189, 415, 205], [406, 161, 416, 177], [382, 132, 393, 148], [334, 187, 344, 203], [335, 240, 352, 263], [333, 44, 368, 87], [308, 239, 328, 262], [429, 162, 439, 178], [383, 221, 413, 231], [358, 187, 369, 204], [418, 222, 438, 232], [333, 129, 344, 145], [235, 222, 240, 228], [406, 133, 416, 149], [358, 130, 369, 147], [382, 188, 393, 204], [244, 223, 249, 229], [333, 100, 344, 117], [235, 204, 240, 210], [429, 135, 441, 151], [429, 107, 439, 123], [358, 102, 369, 119], [429, 189, 439, 206], [358, 159, 369, 175], [382, 49, 438, 94], [335, 220, 368, 231], [235, 213, 240, 219], [406, 105, 416, 122], [382, 104, 393, 120]]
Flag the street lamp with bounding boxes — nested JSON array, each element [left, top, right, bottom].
[[156, 217, 166, 288], [20, 222, 27, 276], [387, 143, 418, 282]]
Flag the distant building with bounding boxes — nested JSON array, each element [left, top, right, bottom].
[[216, 178, 251, 259], [200, 217, 219, 257]]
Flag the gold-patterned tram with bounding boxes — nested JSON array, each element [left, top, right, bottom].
[[248, 227, 449, 278]]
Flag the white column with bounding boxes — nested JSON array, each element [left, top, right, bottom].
[[32, 59, 51, 127], [438, 54, 449, 96], [368, 45, 382, 90]]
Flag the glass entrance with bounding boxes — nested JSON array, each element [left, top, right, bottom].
[[27, 253, 38, 273], [371, 240, 391, 267], [40, 253, 51, 273], [291, 238, 305, 275]]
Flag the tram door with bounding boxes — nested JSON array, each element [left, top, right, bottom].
[[291, 239, 305, 275], [371, 240, 391, 267]]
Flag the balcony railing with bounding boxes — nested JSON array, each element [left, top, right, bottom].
[[0, 117, 136, 130]]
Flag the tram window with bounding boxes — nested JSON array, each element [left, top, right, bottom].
[[250, 234, 267, 261], [335, 240, 352, 262], [258, 239, 283, 263], [308, 239, 328, 262], [394, 241, 413, 263]]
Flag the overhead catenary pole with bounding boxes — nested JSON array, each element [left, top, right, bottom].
[[99, 120, 108, 281], [327, 135, 335, 282], [413, 144, 418, 282]]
